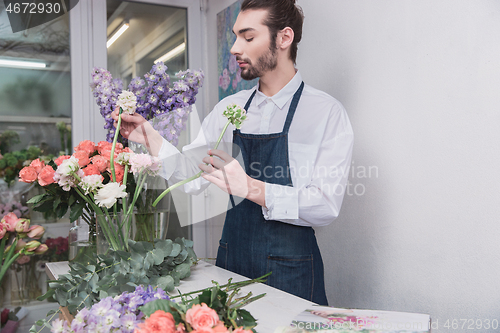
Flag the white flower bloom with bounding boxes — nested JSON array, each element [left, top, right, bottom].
[[56, 156, 80, 176], [80, 175, 104, 195], [95, 183, 127, 208], [54, 169, 83, 191], [116, 152, 132, 165], [129, 153, 161, 176], [116, 90, 137, 115]]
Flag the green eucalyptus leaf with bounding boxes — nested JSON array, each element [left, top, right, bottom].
[[170, 243, 181, 257], [156, 275, 175, 292]]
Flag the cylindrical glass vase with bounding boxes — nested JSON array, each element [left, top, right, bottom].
[[96, 213, 132, 254], [69, 214, 97, 265]]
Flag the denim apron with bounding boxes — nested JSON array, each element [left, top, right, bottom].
[[215, 82, 328, 305]]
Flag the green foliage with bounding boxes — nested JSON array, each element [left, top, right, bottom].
[[38, 238, 197, 315], [140, 274, 270, 331], [0, 145, 42, 186]]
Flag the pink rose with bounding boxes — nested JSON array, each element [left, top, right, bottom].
[[15, 218, 30, 233], [27, 225, 45, 239], [1, 212, 19, 232], [73, 150, 91, 167], [186, 303, 219, 330], [74, 140, 97, 155], [136, 310, 176, 333], [54, 155, 71, 166], [38, 165, 56, 186], [91, 155, 109, 173], [29, 158, 45, 173], [19, 166, 37, 183]]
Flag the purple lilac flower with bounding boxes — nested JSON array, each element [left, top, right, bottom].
[[91, 62, 203, 145], [52, 285, 170, 333]]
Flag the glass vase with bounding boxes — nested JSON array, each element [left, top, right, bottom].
[[96, 213, 132, 254], [69, 214, 97, 266], [10, 260, 43, 305], [133, 209, 171, 243]]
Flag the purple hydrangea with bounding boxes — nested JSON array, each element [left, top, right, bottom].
[[90, 62, 204, 146], [50, 285, 170, 333]]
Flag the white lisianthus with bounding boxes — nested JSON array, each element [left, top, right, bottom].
[[129, 153, 161, 176], [56, 156, 80, 176], [116, 90, 137, 115], [95, 183, 127, 208], [54, 169, 83, 191], [116, 152, 132, 166], [80, 175, 104, 195]]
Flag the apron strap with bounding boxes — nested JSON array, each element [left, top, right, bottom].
[[282, 81, 304, 134], [244, 89, 257, 111]]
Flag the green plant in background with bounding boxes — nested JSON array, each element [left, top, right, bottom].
[[56, 121, 72, 154], [0, 130, 20, 155], [0, 146, 42, 186]]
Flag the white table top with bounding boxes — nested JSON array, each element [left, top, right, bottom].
[[46, 260, 315, 332]]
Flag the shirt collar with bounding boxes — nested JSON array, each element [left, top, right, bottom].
[[254, 70, 303, 109]]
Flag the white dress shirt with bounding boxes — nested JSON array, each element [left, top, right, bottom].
[[158, 71, 354, 227]]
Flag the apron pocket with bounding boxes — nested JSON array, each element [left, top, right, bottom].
[[215, 241, 228, 269], [266, 254, 314, 301]]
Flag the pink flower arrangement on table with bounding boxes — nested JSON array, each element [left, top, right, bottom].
[[0, 212, 47, 284], [18, 136, 161, 253]]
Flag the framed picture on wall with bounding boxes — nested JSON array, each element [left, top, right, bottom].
[[217, 0, 258, 101]]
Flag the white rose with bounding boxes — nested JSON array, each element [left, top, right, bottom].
[[95, 182, 128, 208], [116, 90, 137, 115]]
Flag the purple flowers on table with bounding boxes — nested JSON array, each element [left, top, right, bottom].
[[90, 63, 204, 146], [50, 285, 170, 333]]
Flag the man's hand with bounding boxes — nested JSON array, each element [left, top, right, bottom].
[[199, 149, 266, 207], [111, 108, 163, 156]]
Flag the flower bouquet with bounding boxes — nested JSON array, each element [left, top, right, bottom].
[[39, 274, 268, 333]]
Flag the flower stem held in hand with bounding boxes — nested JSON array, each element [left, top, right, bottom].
[[152, 104, 246, 207]]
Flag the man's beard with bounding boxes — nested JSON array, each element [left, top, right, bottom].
[[239, 43, 278, 81]]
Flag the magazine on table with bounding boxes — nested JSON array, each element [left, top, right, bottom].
[[274, 306, 430, 333]]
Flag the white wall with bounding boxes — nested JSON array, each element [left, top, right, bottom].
[[296, 0, 500, 330], [204, 0, 500, 330]]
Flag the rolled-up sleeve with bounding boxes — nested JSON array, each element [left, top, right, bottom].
[[262, 104, 354, 227]]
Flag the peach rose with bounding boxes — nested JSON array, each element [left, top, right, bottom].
[[186, 303, 219, 330], [29, 158, 45, 173], [97, 141, 112, 154], [123, 147, 133, 153], [136, 310, 176, 333], [91, 155, 109, 173], [191, 328, 214, 333], [54, 155, 71, 166], [212, 323, 229, 333], [19, 166, 37, 183], [1, 212, 19, 232], [73, 150, 91, 167], [83, 164, 101, 177], [108, 163, 124, 183], [74, 140, 97, 155], [38, 165, 56, 186]]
